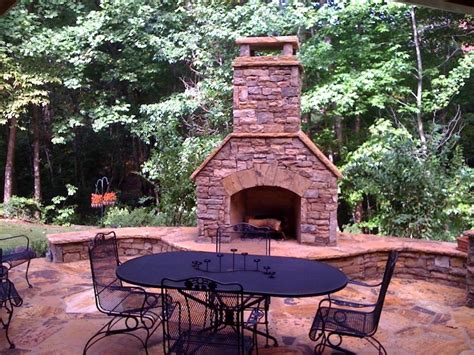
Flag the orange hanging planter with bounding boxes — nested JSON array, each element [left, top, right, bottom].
[[102, 192, 117, 206], [91, 193, 103, 208]]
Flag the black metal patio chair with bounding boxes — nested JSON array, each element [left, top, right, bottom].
[[216, 223, 273, 256], [309, 250, 398, 355], [161, 276, 255, 355], [0, 265, 23, 349], [217, 223, 275, 347], [0, 235, 36, 288], [84, 231, 163, 354]]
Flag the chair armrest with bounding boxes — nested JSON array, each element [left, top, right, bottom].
[[348, 279, 382, 288], [331, 298, 377, 308]]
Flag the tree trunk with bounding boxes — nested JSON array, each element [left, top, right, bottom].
[[354, 202, 363, 224], [354, 115, 361, 137], [3, 117, 17, 204], [410, 7, 427, 150], [334, 115, 343, 160], [32, 105, 42, 206], [353, 114, 364, 224]]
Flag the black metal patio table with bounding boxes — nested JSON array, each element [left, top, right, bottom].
[[116, 250, 348, 347]]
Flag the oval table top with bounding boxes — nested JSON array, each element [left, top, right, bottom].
[[117, 251, 348, 298]]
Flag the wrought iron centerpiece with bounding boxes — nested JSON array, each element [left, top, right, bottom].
[[191, 250, 276, 278]]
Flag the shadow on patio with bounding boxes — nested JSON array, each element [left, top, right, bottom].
[[2, 257, 473, 354]]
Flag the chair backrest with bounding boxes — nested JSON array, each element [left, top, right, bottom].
[[161, 277, 246, 355], [216, 223, 271, 256], [88, 232, 122, 311], [372, 250, 398, 332]]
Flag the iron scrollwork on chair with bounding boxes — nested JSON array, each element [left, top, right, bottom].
[[84, 231, 163, 354], [161, 276, 255, 355], [309, 251, 399, 355], [0, 235, 36, 288], [0, 264, 23, 349]]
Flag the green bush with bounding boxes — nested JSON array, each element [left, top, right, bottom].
[[41, 184, 79, 226], [102, 206, 166, 227], [2, 196, 41, 221], [31, 239, 49, 257], [342, 119, 474, 240]]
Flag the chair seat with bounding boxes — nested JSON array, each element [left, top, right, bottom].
[[310, 306, 375, 339], [100, 287, 161, 316], [2, 248, 36, 265]]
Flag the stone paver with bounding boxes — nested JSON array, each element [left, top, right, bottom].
[[1, 257, 473, 354]]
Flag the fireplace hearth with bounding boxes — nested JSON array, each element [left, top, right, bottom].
[[191, 36, 342, 245]]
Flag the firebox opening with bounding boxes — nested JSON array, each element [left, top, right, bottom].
[[230, 186, 301, 240]]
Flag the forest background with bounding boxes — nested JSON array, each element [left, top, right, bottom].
[[1, 0, 473, 242]]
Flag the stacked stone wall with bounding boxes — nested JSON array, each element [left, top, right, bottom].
[[48, 231, 467, 290], [327, 251, 466, 288], [233, 65, 301, 133], [49, 238, 180, 263], [196, 136, 338, 245], [467, 230, 474, 307]]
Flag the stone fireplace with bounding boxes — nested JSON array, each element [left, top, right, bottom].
[[191, 36, 342, 245]]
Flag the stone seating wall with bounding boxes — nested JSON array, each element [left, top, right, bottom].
[[327, 251, 465, 288], [47, 227, 469, 291]]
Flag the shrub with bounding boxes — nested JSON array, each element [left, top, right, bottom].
[[31, 239, 49, 257], [342, 119, 473, 240], [102, 206, 166, 227], [2, 196, 41, 221], [41, 184, 79, 226]]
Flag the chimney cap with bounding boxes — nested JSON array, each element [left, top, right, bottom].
[[236, 36, 299, 51]]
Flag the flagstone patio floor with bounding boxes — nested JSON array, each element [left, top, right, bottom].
[[2, 257, 473, 354]]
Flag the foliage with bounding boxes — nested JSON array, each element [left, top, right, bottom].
[[2, 196, 41, 221], [140, 136, 219, 226], [102, 206, 165, 228], [31, 239, 49, 257], [342, 119, 473, 240], [41, 184, 78, 225], [0, 1, 472, 239]]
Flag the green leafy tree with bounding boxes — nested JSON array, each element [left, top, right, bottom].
[[342, 119, 473, 239]]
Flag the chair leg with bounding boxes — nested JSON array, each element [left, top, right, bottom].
[[83, 316, 149, 355], [25, 259, 33, 288], [142, 312, 162, 353], [367, 335, 387, 355], [2, 300, 16, 349], [314, 332, 386, 355], [314, 332, 356, 355]]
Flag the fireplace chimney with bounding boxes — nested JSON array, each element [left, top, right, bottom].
[[191, 36, 342, 246], [233, 36, 301, 133]]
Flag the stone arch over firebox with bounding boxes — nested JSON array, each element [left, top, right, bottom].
[[221, 164, 312, 197], [222, 165, 313, 241]]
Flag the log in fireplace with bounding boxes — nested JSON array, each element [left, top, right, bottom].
[[191, 36, 342, 245]]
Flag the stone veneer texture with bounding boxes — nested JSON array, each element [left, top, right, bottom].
[[195, 136, 338, 245], [466, 230, 474, 307], [233, 65, 301, 133]]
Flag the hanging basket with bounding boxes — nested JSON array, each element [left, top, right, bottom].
[[102, 192, 117, 206], [90, 193, 103, 208]]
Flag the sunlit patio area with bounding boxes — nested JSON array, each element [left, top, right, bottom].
[[2, 227, 473, 354]]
